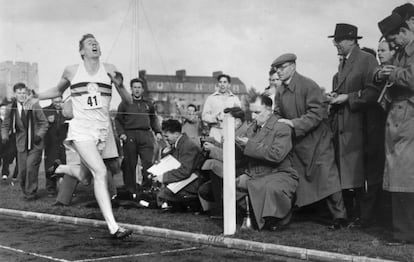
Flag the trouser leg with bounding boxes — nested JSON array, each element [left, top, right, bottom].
[[17, 151, 27, 195], [122, 131, 138, 194], [44, 150, 58, 193], [391, 192, 414, 242], [25, 149, 42, 196], [326, 191, 347, 219], [355, 184, 381, 222], [56, 175, 78, 205], [137, 131, 155, 189]]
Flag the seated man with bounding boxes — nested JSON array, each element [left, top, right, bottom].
[[236, 95, 298, 231], [198, 107, 249, 215], [155, 119, 202, 211]]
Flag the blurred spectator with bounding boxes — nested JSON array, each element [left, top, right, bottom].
[[179, 104, 200, 146], [1, 103, 18, 181], [263, 69, 282, 109], [1, 83, 48, 200], [202, 74, 241, 142], [43, 96, 68, 196], [115, 78, 162, 193], [235, 95, 298, 231]]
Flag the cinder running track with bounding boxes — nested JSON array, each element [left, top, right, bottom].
[[0, 215, 300, 262]]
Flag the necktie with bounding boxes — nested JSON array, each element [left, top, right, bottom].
[[341, 57, 347, 70], [20, 103, 27, 124]]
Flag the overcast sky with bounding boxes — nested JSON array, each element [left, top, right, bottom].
[[0, 0, 410, 107]]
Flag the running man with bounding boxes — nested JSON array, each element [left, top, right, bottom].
[[25, 34, 132, 239]]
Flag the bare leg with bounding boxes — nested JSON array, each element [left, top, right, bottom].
[[72, 140, 119, 234]]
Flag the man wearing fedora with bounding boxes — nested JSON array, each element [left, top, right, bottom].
[[327, 23, 384, 228], [375, 12, 414, 244], [272, 53, 347, 230], [393, 3, 414, 33]]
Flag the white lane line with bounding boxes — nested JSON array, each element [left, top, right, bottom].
[[0, 244, 71, 262], [73, 246, 200, 262]]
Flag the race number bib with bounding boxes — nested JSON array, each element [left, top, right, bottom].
[[82, 83, 102, 109]]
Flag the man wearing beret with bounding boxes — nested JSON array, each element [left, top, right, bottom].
[[375, 12, 414, 244], [327, 24, 384, 228], [272, 53, 347, 229]]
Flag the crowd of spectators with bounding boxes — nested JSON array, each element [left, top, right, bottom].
[[1, 2, 414, 245]]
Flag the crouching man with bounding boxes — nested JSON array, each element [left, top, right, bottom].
[[155, 119, 202, 212], [236, 95, 298, 231]]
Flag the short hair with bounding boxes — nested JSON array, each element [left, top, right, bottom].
[[361, 47, 377, 57], [13, 82, 28, 92], [187, 104, 197, 110], [224, 107, 245, 122], [78, 33, 96, 60], [130, 78, 145, 87], [79, 33, 95, 51], [162, 119, 182, 133], [217, 74, 231, 83], [269, 68, 277, 76], [379, 39, 392, 50], [258, 94, 273, 108]]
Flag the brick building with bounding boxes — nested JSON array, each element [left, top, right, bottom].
[[0, 61, 39, 102], [138, 69, 247, 117]]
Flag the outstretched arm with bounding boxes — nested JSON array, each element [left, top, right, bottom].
[[25, 66, 72, 108], [105, 64, 132, 104]]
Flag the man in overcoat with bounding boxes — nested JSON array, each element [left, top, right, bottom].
[[236, 95, 298, 231], [328, 23, 384, 227], [375, 12, 414, 244], [272, 53, 347, 229]]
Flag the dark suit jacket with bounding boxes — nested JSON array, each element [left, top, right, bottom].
[[43, 104, 68, 159], [1, 102, 48, 153], [162, 133, 201, 184]]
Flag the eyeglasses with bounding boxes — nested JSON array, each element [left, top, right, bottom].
[[273, 63, 292, 71]]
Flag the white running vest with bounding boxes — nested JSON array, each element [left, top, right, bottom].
[[70, 62, 112, 123]]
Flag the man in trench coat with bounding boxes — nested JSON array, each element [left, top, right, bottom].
[[328, 23, 384, 226], [375, 11, 414, 244], [272, 53, 348, 229], [236, 95, 298, 231]]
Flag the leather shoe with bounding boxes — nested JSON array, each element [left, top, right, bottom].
[[328, 218, 348, 230], [52, 201, 67, 206], [111, 227, 132, 239], [24, 195, 37, 201]]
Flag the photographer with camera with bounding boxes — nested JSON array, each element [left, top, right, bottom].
[[198, 107, 249, 217]]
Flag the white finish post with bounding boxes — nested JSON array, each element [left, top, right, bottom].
[[223, 113, 236, 235]]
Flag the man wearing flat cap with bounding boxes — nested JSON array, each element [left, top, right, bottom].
[[374, 12, 414, 244], [327, 23, 384, 228], [272, 53, 347, 229], [202, 74, 241, 143]]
